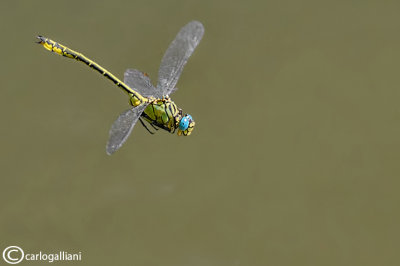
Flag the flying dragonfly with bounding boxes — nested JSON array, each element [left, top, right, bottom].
[[37, 21, 204, 155]]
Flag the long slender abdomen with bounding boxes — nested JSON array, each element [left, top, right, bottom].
[[36, 35, 148, 107]]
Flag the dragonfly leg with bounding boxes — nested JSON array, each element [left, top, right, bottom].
[[149, 123, 159, 131], [139, 118, 155, 134]]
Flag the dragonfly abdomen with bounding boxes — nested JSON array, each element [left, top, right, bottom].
[[36, 36, 148, 107]]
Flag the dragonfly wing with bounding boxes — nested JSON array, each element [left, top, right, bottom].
[[106, 104, 147, 155], [124, 69, 160, 98], [157, 21, 204, 96]]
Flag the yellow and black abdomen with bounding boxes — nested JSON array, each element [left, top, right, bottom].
[[36, 36, 148, 107], [37, 36, 81, 59]]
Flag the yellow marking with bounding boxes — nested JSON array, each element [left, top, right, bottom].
[[130, 95, 142, 107]]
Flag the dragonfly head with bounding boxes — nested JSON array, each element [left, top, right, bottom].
[[177, 114, 195, 136]]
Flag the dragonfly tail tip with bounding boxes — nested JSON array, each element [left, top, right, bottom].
[[35, 35, 45, 44]]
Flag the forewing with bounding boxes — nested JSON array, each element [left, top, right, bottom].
[[124, 69, 160, 98], [157, 21, 204, 96], [106, 105, 147, 155]]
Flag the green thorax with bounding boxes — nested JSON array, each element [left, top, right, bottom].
[[141, 97, 180, 132]]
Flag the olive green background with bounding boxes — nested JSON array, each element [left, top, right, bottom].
[[1, 0, 399, 265]]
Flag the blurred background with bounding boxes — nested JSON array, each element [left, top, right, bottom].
[[1, 0, 399, 265]]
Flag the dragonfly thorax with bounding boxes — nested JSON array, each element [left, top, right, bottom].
[[140, 97, 195, 136]]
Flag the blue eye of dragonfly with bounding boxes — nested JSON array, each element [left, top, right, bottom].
[[179, 115, 192, 130]]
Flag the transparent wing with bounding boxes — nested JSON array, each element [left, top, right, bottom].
[[106, 104, 147, 155], [124, 69, 160, 98], [157, 21, 204, 96]]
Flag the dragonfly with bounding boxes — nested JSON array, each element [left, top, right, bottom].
[[37, 21, 204, 155]]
